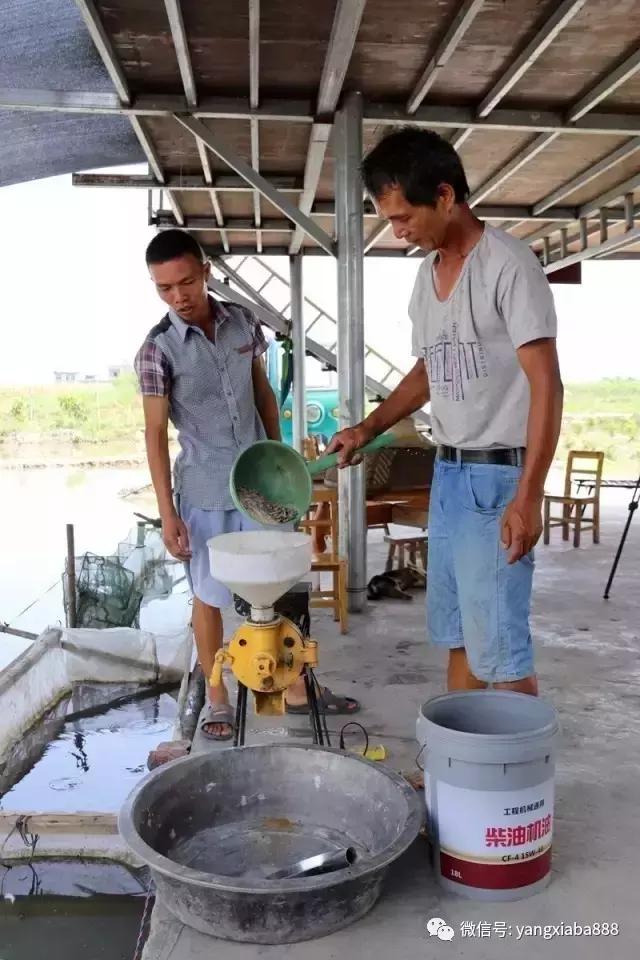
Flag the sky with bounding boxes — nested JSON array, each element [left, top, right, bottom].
[[0, 167, 639, 386]]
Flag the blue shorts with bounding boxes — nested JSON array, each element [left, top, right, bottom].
[[426, 458, 535, 683], [177, 500, 263, 609]]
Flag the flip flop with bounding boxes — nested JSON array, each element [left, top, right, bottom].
[[286, 686, 360, 716], [199, 702, 235, 741]]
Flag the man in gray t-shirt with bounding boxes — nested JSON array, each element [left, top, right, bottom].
[[327, 128, 563, 697]]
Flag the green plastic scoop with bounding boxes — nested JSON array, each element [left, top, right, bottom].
[[230, 432, 394, 525]]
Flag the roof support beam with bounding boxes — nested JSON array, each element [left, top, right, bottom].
[[164, 0, 212, 236], [249, 0, 260, 112], [151, 205, 590, 231], [82, 174, 640, 227], [365, 103, 640, 137], [474, 204, 576, 222], [533, 137, 640, 214], [165, 190, 185, 226], [156, 215, 293, 232], [544, 207, 638, 257], [207, 244, 415, 258], [127, 117, 163, 183], [72, 173, 303, 192], [523, 221, 573, 246], [625, 193, 635, 230], [523, 199, 640, 248], [134, 123, 182, 221], [477, 0, 587, 117], [5, 87, 640, 137], [73, 1, 130, 102], [197, 140, 229, 252], [288, 124, 332, 254], [468, 133, 559, 206], [289, 0, 367, 255], [174, 114, 335, 254], [163, 0, 197, 108], [364, 221, 391, 254], [316, 0, 367, 116], [579, 170, 640, 219], [73, 0, 184, 225], [568, 48, 640, 122], [0, 88, 316, 121], [544, 224, 640, 273], [450, 128, 472, 150], [407, 0, 485, 113]]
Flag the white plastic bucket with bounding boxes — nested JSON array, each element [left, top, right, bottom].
[[416, 690, 559, 901]]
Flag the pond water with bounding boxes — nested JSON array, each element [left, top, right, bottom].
[[1, 684, 178, 814], [0, 465, 190, 669]]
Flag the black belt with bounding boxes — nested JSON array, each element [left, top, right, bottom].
[[438, 445, 525, 466]]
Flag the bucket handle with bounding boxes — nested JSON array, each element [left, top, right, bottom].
[[415, 742, 427, 771]]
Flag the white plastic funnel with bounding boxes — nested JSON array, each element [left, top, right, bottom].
[[207, 531, 312, 609]]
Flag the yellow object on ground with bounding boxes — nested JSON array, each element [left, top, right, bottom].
[[352, 744, 387, 762]]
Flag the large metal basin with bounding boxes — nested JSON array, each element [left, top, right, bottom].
[[119, 743, 422, 943]]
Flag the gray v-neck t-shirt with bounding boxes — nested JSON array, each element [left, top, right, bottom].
[[409, 224, 557, 450]]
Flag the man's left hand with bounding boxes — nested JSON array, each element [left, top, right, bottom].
[[501, 495, 543, 564]]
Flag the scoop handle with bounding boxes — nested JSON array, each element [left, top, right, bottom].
[[307, 432, 394, 477]]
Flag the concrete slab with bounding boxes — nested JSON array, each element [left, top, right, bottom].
[[142, 489, 640, 958]]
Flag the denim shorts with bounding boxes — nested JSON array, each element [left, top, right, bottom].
[[426, 457, 535, 682]]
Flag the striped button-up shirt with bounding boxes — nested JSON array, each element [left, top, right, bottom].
[[134, 296, 268, 510]]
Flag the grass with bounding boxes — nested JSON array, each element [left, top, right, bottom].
[[0, 374, 143, 446], [559, 380, 640, 477], [562, 378, 640, 417], [0, 376, 638, 475]]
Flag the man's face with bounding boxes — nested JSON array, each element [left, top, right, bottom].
[[148, 254, 210, 319], [375, 184, 454, 252]]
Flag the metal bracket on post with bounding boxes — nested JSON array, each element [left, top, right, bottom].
[[335, 91, 366, 613]]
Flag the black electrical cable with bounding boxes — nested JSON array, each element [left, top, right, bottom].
[[308, 666, 331, 747], [339, 721, 370, 758]]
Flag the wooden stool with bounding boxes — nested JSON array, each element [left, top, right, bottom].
[[384, 530, 428, 574], [299, 486, 348, 634]]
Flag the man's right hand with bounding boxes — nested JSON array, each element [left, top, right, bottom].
[[162, 513, 192, 560], [325, 422, 376, 467]]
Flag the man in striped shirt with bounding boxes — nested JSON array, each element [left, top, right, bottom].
[[135, 230, 358, 738]]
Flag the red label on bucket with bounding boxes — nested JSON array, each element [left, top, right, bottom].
[[435, 780, 554, 890]]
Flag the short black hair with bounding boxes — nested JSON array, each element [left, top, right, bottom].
[[361, 128, 470, 206], [145, 229, 206, 266]]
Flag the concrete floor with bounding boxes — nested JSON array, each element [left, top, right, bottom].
[[143, 488, 640, 959]]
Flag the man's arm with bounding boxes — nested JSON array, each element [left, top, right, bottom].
[[252, 357, 282, 441], [142, 395, 191, 560], [501, 338, 563, 564], [325, 359, 429, 464]]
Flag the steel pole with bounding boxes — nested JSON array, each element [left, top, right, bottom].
[[289, 254, 307, 454], [334, 91, 366, 613]]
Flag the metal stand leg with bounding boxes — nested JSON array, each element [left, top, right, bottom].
[[234, 683, 248, 747], [303, 666, 325, 746], [604, 475, 640, 599]]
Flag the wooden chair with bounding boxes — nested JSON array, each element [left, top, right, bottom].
[[299, 486, 348, 634], [543, 450, 604, 547]]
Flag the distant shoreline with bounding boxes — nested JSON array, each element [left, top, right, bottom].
[[0, 455, 148, 470]]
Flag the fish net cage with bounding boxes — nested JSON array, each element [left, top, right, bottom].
[[74, 552, 143, 629], [63, 521, 181, 629]]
